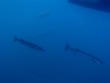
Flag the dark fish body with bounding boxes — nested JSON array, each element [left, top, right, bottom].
[[65, 42, 108, 66], [68, 0, 110, 13], [74, 48, 107, 65], [14, 36, 45, 52]]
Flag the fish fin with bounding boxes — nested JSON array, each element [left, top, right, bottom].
[[65, 42, 70, 51], [14, 36, 18, 42]]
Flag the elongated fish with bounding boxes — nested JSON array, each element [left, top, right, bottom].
[[14, 36, 45, 52], [65, 42, 108, 66]]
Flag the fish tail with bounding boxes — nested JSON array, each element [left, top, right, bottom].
[[65, 42, 70, 51]]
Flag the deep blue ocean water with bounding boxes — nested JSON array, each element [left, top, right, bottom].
[[0, 0, 110, 83]]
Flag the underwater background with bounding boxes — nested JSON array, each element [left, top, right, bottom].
[[0, 0, 110, 83]]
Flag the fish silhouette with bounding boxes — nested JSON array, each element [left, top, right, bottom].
[[14, 36, 45, 52]]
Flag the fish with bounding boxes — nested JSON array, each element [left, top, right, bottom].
[[68, 0, 110, 13], [65, 42, 108, 66], [14, 36, 45, 52]]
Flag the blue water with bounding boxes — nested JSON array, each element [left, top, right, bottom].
[[0, 0, 110, 83]]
